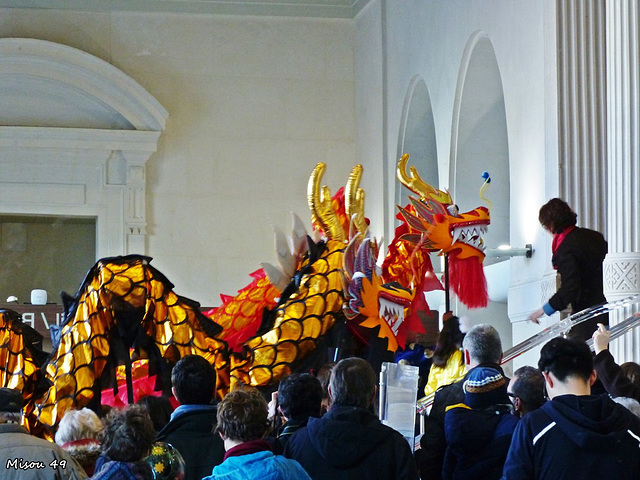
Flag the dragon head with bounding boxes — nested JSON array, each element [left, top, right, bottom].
[[391, 154, 491, 309], [396, 154, 490, 263]]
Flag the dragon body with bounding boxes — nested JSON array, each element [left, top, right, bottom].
[[1, 155, 490, 436]]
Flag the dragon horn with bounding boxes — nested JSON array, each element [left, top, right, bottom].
[[274, 227, 296, 279], [290, 213, 309, 257], [345, 164, 368, 236], [307, 163, 346, 242], [397, 154, 452, 204], [260, 262, 289, 292]]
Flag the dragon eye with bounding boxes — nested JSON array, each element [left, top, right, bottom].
[[447, 204, 459, 216]]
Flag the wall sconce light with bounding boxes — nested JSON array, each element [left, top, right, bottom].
[[486, 244, 533, 258]]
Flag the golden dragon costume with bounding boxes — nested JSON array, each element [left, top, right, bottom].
[[0, 155, 490, 437]]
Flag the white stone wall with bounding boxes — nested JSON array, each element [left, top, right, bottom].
[[354, 0, 556, 355], [0, 9, 356, 306]]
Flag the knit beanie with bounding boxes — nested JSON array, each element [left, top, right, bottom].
[[463, 367, 509, 409]]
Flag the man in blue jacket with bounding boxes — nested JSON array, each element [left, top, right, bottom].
[[284, 357, 419, 480], [502, 336, 640, 480]]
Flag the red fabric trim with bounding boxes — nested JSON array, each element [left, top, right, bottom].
[[60, 438, 100, 450], [223, 439, 272, 461], [551, 225, 576, 258]]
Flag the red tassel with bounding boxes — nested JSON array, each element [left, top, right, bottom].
[[448, 255, 488, 308]]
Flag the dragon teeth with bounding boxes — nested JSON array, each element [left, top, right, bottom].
[[452, 224, 488, 250], [451, 228, 462, 246], [379, 297, 405, 334]]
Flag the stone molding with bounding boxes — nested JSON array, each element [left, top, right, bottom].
[[0, 39, 167, 258], [603, 252, 640, 298]]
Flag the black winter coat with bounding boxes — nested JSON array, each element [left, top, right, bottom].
[[548, 227, 607, 339], [502, 394, 640, 480], [155, 407, 225, 480], [284, 405, 419, 480], [416, 363, 507, 480]]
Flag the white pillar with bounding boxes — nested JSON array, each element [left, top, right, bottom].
[[556, 0, 607, 232], [604, 0, 640, 362]]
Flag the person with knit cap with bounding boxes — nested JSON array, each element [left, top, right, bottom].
[[416, 323, 506, 480], [442, 367, 518, 480]]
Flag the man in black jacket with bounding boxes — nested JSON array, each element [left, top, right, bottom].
[[156, 355, 225, 480], [502, 336, 640, 480], [416, 323, 504, 480], [284, 357, 419, 480]]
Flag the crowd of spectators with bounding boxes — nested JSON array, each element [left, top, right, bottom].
[[4, 319, 640, 480]]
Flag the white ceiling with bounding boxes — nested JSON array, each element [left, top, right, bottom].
[[0, 0, 371, 18]]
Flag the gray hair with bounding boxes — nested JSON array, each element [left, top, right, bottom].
[[462, 324, 502, 365], [55, 408, 103, 445], [613, 397, 640, 419], [329, 357, 376, 408], [0, 412, 22, 423]]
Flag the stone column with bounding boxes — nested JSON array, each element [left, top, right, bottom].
[[556, 0, 607, 232], [603, 0, 640, 362]]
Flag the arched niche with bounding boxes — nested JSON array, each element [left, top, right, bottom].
[[0, 38, 168, 258], [395, 75, 439, 211], [450, 32, 510, 269], [449, 30, 510, 343], [395, 75, 443, 314]]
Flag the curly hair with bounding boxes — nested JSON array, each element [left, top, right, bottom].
[[216, 388, 269, 443], [55, 408, 103, 445], [538, 198, 577, 233], [277, 373, 322, 419], [99, 405, 155, 462]]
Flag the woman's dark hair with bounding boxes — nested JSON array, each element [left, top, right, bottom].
[[432, 316, 464, 368], [136, 395, 174, 432], [100, 405, 155, 462], [216, 388, 269, 443], [538, 198, 577, 234]]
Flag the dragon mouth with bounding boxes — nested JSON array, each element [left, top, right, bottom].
[[451, 224, 489, 252], [378, 287, 413, 335], [379, 297, 405, 335]]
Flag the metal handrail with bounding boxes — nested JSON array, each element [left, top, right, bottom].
[[416, 295, 640, 415]]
